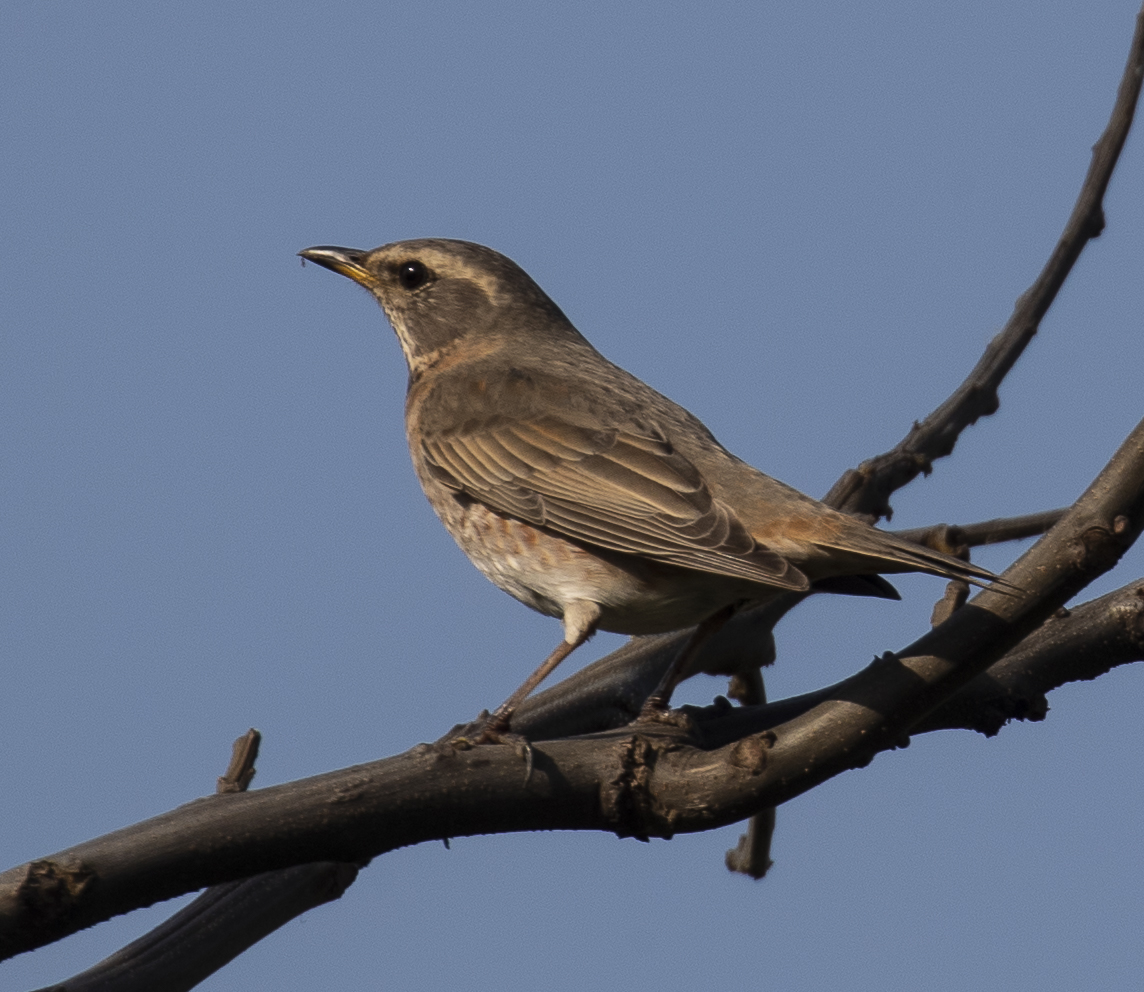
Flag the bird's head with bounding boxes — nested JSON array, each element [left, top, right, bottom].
[[299, 238, 580, 377]]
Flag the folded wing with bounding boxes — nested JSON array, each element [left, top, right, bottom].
[[420, 415, 811, 593]]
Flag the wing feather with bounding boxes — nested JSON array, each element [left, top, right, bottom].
[[420, 413, 809, 592]]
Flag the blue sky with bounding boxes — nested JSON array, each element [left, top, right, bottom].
[[4, 2, 1144, 989]]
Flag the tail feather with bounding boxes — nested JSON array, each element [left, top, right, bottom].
[[816, 525, 1003, 589]]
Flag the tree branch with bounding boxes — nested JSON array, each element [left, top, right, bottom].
[[25, 732, 359, 992], [822, 5, 1144, 522], [4, 414, 1143, 963], [916, 580, 1144, 736], [892, 508, 1066, 553], [729, 0, 1144, 872]]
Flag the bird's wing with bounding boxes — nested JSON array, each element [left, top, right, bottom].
[[419, 414, 810, 592]]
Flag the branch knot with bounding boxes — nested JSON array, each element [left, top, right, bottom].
[[600, 735, 662, 842], [728, 733, 775, 775], [17, 859, 95, 926]]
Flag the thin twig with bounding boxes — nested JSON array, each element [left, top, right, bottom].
[[216, 729, 261, 795], [822, 6, 1144, 522], [892, 508, 1067, 552]]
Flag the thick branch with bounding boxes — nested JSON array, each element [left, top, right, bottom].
[[29, 866, 358, 992], [692, 578, 1144, 744], [916, 580, 1144, 735], [28, 733, 359, 992], [693, 415, 1144, 811], [4, 417, 1142, 962]]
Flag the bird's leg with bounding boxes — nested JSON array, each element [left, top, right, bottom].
[[482, 635, 587, 737], [478, 601, 601, 741], [638, 603, 737, 720]]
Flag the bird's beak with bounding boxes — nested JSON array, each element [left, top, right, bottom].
[[298, 246, 375, 288]]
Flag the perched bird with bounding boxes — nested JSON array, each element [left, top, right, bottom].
[[300, 239, 996, 735]]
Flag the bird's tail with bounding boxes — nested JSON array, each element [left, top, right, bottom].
[[815, 524, 1011, 591]]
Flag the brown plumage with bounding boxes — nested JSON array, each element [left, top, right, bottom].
[[300, 238, 997, 734]]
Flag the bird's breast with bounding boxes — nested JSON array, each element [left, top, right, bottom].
[[412, 468, 769, 634]]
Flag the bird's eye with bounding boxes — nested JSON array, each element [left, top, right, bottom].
[[397, 260, 431, 290]]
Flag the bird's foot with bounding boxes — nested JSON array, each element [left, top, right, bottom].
[[635, 698, 696, 730], [449, 711, 533, 770]]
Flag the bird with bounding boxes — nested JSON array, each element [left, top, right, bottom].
[[299, 238, 998, 737]]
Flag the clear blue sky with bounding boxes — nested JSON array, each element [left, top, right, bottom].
[[4, 2, 1144, 989]]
